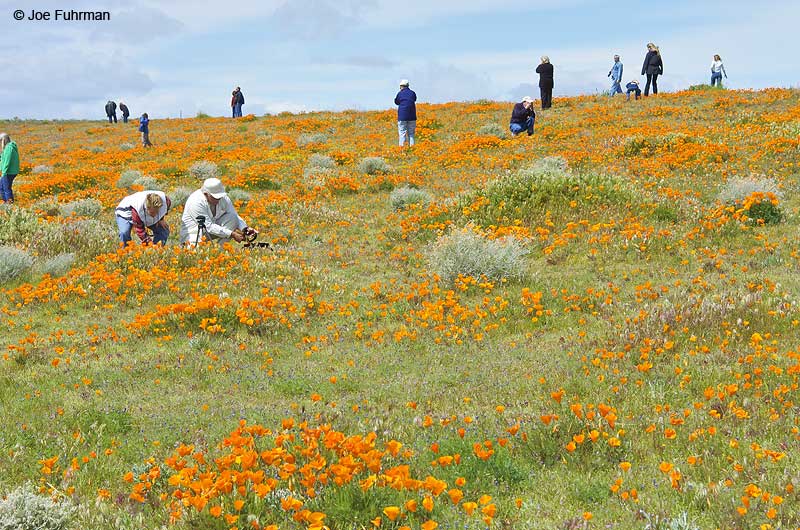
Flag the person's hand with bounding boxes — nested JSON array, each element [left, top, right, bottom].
[[157, 219, 169, 230], [230, 229, 245, 243], [243, 227, 258, 238]]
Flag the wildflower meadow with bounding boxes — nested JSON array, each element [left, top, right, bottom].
[[1, 87, 799, 529]]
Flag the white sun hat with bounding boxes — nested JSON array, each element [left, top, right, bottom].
[[202, 178, 227, 199], [399, 79, 410, 86]]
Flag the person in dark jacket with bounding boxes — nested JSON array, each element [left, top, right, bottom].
[[231, 87, 244, 118], [105, 100, 117, 123], [641, 43, 663, 96], [138, 113, 152, 147], [509, 96, 536, 137], [119, 101, 130, 123], [394, 79, 417, 147], [535, 56, 554, 109]]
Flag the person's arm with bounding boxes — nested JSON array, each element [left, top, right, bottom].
[[722, 64, 727, 78], [642, 54, 648, 75], [130, 209, 151, 243], [619, 64, 623, 81], [536, 64, 542, 74], [394, 93, 401, 105]]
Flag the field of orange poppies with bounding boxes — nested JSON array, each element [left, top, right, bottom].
[[1, 87, 799, 529]]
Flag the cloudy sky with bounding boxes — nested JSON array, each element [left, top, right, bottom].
[[0, 0, 796, 119]]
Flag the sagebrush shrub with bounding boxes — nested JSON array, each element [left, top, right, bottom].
[[189, 160, 218, 180], [307, 154, 336, 169], [0, 206, 40, 245], [390, 186, 432, 210], [0, 245, 34, 283], [132, 176, 161, 190], [39, 253, 76, 277], [357, 157, 391, 175], [117, 169, 143, 188], [303, 166, 334, 183], [296, 133, 328, 147], [119, 142, 135, 151], [427, 225, 527, 282], [227, 188, 252, 205], [31, 197, 61, 217], [32, 165, 53, 174], [59, 198, 103, 218], [0, 484, 75, 530], [168, 187, 193, 207], [478, 123, 506, 138]]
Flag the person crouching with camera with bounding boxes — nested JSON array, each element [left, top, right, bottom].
[[115, 191, 171, 245], [179, 178, 256, 247]]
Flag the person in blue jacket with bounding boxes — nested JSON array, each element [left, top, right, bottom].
[[625, 80, 641, 101], [394, 79, 417, 147], [138, 113, 152, 147], [608, 55, 623, 96]]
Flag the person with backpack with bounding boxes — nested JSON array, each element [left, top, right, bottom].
[[608, 55, 624, 96], [138, 113, 152, 147], [394, 79, 417, 147], [710, 55, 727, 87], [105, 100, 117, 123], [119, 101, 130, 123], [0, 133, 20, 204], [115, 191, 171, 245], [535, 56, 554, 109], [641, 43, 663, 96], [509, 96, 536, 137], [231, 87, 244, 118]]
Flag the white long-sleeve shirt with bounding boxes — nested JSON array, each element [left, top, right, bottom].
[[179, 189, 246, 245], [711, 60, 727, 76]]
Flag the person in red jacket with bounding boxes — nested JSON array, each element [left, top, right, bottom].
[[115, 191, 171, 245]]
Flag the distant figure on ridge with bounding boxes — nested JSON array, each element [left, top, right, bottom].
[[711, 55, 727, 87], [115, 191, 171, 245], [641, 43, 663, 96], [509, 96, 536, 137], [0, 133, 20, 204], [535, 56, 554, 109], [119, 101, 130, 123], [105, 100, 117, 123], [608, 55, 623, 96], [626, 80, 641, 101], [231, 87, 244, 118], [138, 113, 152, 147], [394, 79, 417, 147]]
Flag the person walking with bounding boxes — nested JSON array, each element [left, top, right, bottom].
[[394, 79, 417, 147], [105, 100, 118, 123], [179, 178, 256, 246], [641, 43, 663, 96], [625, 80, 642, 101], [231, 87, 244, 118], [138, 113, 152, 147], [119, 101, 130, 123], [0, 133, 20, 204], [535, 56, 554, 109], [115, 191, 171, 245], [710, 55, 727, 87], [608, 55, 624, 96], [509, 96, 536, 137]]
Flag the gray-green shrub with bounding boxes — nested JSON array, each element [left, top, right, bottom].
[[390, 186, 432, 210], [427, 225, 527, 282], [0, 206, 40, 245], [168, 187, 193, 207], [296, 133, 328, 147], [227, 188, 252, 205], [32, 165, 53, 174], [357, 157, 391, 175], [0, 484, 75, 530], [132, 175, 161, 190], [307, 154, 336, 169], [478, 123, 506, 138], [59, 198, 103, 218], [0, 245, 34, 283], [117, 169, 143, 188], [189, 161, 218, 180], [40, 253, 76, 277]]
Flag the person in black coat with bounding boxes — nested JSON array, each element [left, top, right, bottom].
[[119, 101, 130, 123], [641, 43, 663, 96], [509, 96, 536, 137], [105, 100, 117, 123], [535, 56, 554, 109]]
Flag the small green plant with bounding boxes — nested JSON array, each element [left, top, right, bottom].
[[196, 111, 211, 119], [189, 160, 218, 181], [357, 157, 391, 175], [427, 224, 527, 282], [0, 245, 34, 283], [390, 186, 432, 210], [296, 132, 328, 147], [0, 484, 75, 530], [0, 206, 41, 244], [116, 169, 143, 189], [718, 176, 783, 225], [59, 198, 103, 218], [652, 203, 679, 223]]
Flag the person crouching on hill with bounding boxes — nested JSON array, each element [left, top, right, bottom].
[[179, 178, 256, 246], [626, 80, 641, 101], [116, 191, 171, 245], [509, 96, 536, 137]]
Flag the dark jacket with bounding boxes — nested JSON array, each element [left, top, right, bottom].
[[105, 101, 117, 116], [510, 103, 535, 125], [535, 63, 554, 88], [394, 87, 417, 121], [641, 51, 663, 75], [233, 90, 244, 105], [119, 103, 129, 117]]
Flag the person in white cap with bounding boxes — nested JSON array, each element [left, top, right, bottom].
[[179, 178, 255, 246], [394, 79, 417, 147], [509, 96, 536, 137]]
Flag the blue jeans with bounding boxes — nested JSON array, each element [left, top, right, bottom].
[[711, 72, 723, 86], [233, 103, 243, 118], [509, 116, 534, 136], [116, 216, 169, 245], [0, 173, 16, 202], [609, 80, 623, 96], [626, 88, 641, 100], [398, 120, 416, 146]]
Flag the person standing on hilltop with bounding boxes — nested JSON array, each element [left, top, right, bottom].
[[138, 113, 152, 147], [231, 87, 244, 118], [394, 79, 417, 147], [608, 55, 624, 96], [710, 54, 727, 87], [509, 96, 536, 137], [535, 56, 554, 109], [641, 43, 663, 96], [105, 100, 117, 123], [0, 133, 20, 204], [119, 101, 130, 123]]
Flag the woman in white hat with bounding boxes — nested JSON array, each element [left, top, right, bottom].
[[179, 178, 255, 246], [394, 79, 417, 147]]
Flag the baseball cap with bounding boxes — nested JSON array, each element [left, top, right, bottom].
[[202, 178, 227, 199]]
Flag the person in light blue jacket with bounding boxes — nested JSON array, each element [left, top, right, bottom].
[[394, 79, 417, 147], [608, 55, 623, 96]]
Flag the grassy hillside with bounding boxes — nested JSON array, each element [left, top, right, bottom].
[[1, 87, 799, 530]]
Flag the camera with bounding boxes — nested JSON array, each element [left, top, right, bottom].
[[195, 215, 206, 228]]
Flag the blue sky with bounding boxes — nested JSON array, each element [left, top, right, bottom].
[[0, 0, 797, 119]]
